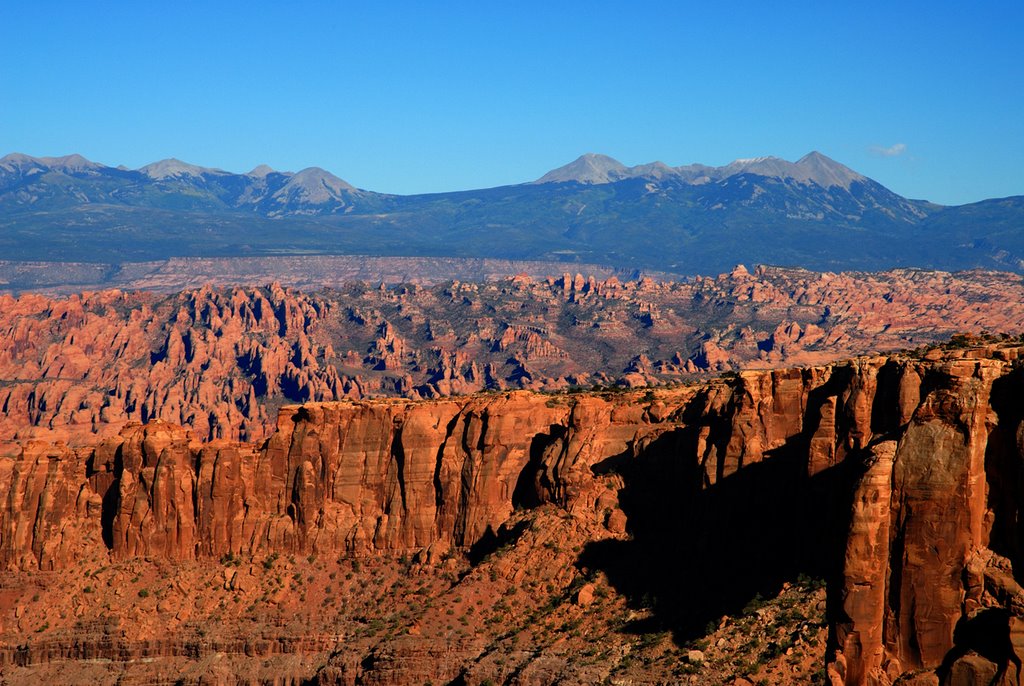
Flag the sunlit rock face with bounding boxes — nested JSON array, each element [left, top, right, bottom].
[[3, 344, 1024, 683]]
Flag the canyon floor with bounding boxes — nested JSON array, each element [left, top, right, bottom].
[[2, 507, 830, 685]]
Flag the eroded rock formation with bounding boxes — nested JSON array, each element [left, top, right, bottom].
[[3, 344, 1024, 684], [3, 267, 1024, 449]]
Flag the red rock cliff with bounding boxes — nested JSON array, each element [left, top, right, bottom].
[[3, 344, 1024, 684]]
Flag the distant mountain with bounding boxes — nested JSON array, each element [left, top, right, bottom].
[[534, 150, 867, 190], [0, 151, 1021, 275], [265, 167, 360, 215], [139, 158, 227, 179], [535, 153, 635, 184], [0, 152, 104, 176], [0, 152, 371, 215]]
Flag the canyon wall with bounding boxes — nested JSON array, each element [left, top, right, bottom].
[[2, 345, 1024, 683]]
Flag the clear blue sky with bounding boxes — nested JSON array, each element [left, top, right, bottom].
[[1, 1, 1021, 205]]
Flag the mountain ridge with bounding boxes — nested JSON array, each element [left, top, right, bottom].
[[534, 149, 868, 190], [0, 149, 873, 193], [0, 150, 1021, 277]]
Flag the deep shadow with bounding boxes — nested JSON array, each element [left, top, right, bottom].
[[391, 425, 407, 513], [512, 425, 567, 509], [937, 608, 1018, 683], [467, 520, 531, 566], [984, 369, 1024, 580], [149, 346, 167, 365], [870, 360, 903, 435], [578, 390, 865, 645], [280, 372, 311, 402], [85, 443, 124, 550]]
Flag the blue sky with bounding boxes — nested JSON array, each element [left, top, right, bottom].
[[1, 1, 1021, 205]]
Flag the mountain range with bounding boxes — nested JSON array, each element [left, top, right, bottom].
[[2, 150, 1022, 274]]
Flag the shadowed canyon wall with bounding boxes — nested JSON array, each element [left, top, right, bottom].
[[3, 345, 1024, 684]]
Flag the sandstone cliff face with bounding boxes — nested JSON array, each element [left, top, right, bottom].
[[0, 439, 98, 571], [2, 344, 1024, 684], [1, 392, 665, 566], [829, 349, 1024, 686]]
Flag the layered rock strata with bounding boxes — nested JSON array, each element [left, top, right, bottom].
[[2, 344, 1024, 683]]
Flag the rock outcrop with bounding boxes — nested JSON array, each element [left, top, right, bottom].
[[3, 344, 1024, 684], [3, 268, 1024, 448]]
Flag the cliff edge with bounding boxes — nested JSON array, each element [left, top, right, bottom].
[[2, 343, 1023, 684]]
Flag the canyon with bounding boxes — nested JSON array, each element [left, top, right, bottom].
[[6, 6, 1020, 685], [2, 266, 1023, 450], [2, 341, 1024, 684], [1, 266, 1024, 684]]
